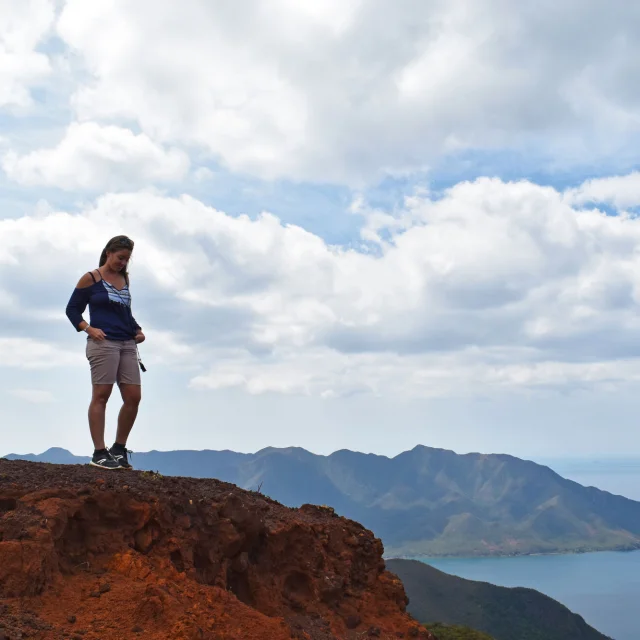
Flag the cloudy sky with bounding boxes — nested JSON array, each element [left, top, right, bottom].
[[3, 0, 640, 459]]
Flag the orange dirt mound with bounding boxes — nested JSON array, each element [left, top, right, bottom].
[[0, 459, 433, 640]]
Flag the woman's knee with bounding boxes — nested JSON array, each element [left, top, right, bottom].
[[91, 384, 113, 404], [121, 384, 141, 406]]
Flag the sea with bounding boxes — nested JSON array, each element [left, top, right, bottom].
[[416, 457, 640, 640]]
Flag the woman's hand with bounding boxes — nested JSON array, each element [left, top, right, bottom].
[[87, 326, 107, 341], [135, 331, 145, 344]]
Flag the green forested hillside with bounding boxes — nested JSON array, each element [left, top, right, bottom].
[[387, 559, 611, 640]]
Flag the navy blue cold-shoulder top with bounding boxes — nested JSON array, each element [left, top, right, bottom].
[[65, 270, 142, 341]]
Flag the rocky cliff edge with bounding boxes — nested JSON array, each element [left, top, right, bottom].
[[0, 459, 432, 640]]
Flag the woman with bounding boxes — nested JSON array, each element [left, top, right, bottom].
[[65, 235, 145, 470]]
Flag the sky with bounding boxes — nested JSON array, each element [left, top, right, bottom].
[[3, 0, 640, 459]]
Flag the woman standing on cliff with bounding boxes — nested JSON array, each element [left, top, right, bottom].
[[65, 235, 145, 470]]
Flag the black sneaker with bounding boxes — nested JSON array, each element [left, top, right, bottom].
[[89, 449, 122, 470], [109, 444, 133, 470]]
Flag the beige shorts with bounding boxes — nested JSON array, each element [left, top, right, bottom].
[[86, 337, 141, 386]]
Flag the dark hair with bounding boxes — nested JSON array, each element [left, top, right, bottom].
[[99, 235, 134, 280]]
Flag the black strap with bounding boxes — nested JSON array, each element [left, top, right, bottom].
[[96, 268, 127, 286], [88, 271, 97, 283]]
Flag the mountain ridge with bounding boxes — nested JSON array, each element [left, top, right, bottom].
[[5, 445, 640, 557]]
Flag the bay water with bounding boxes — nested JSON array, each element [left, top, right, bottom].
[[420, 550, 640, 640], [415, 458, 640, 640]]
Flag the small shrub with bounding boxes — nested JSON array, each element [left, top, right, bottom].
[[424, 623, 494, 640], [140, 470, 163, 480]]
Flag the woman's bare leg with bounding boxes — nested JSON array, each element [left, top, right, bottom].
[[115, 383, 142, 446], [88, 383, 113, 450]]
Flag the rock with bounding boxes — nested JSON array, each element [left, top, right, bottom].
[[346, 615, 361, 629], [230, 551, 249, 573], [0, 458, 436, 640], [319, 572, 344, 604]]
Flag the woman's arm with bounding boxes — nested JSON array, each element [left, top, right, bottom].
[[132, 315, 144, 342], [65, 273, 94, 332]]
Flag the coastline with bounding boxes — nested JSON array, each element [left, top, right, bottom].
[[384, 542, 640, 561]]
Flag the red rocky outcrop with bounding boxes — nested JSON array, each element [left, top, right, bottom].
[[0, 459, 433, 640]]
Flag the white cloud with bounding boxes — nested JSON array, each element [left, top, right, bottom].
[[2, 175, 640, 396], [52, 0, 640, 184], [141, 328, 203, 371], [9, 388, 55, 403], [2, 122, 190, 190], [0, 0, 55, 108], [189, 348, 640, 398], [193, 167, 215, 183], [0, 338, 83, 369], [565, 172, 640, 209]]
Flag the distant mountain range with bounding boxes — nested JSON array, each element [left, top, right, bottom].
[[6, 445, 640, 557], [387, 559, 611, 640]]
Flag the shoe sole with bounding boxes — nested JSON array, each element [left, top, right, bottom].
[[88, 461, 123, 470], [110, 458, 132, 470], [110, 458, 133, 470]]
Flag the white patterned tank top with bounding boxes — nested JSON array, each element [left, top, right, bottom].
[[102, 279, 131, 307]]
